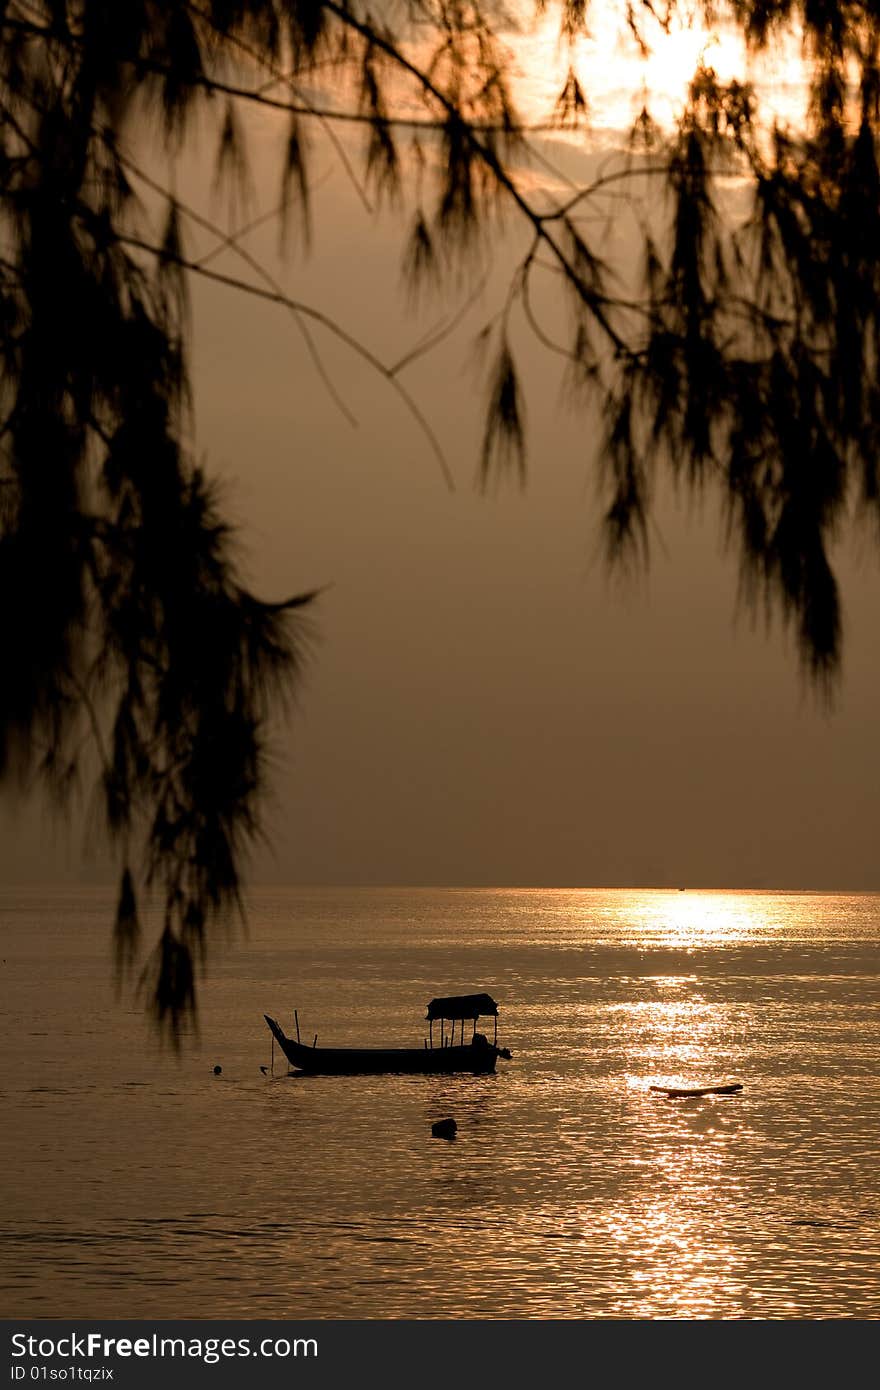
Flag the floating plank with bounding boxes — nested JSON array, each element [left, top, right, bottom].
[[649, 1082, 743, 1098]]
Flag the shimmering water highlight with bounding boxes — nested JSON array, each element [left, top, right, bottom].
[[2, 887, 878, 1318]]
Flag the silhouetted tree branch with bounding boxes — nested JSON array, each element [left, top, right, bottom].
[[3, 0, 880, 1036]]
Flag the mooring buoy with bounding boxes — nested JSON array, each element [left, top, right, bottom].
[[431, 1117, 457, 1140]]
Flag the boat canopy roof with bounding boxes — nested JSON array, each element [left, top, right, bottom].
[[426, 993, 498, 1021]]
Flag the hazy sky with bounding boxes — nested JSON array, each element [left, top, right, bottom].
[[2, 18, 878, 890]]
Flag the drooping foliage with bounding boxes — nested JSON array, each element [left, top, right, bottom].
[[2, 1, 880, 1033]]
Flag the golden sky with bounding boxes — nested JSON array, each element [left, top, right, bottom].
[[1, 2, 878, 890]]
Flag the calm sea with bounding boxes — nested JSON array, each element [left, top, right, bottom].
[[1, 886, 878, 1320]]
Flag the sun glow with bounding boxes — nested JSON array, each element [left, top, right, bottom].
[[507, 0, 809, 133]]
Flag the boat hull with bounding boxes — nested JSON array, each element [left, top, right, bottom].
[[264, 1015, 501, 1075]]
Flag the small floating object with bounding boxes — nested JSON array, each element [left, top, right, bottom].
[[431, 1117, 457, 1139], [650, 1082, 743, 1098], [213, 1065, 222, 1075], [259, 1065, 269, 1075]]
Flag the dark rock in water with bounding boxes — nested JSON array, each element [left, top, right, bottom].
[[213, 1065, 222, 1075], [431, 1117, 457, 1140]]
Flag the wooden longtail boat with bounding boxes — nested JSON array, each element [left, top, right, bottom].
[[264, 993, 512, 1075]]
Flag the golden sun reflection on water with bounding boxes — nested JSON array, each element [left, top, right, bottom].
[[621, 888, 769, 946], [577, 893, 761, 1313], [596, 1029, 755, 1316], [621, 991, 740, 1089], [588, 887, 776, 948], [599, 1193, 749, 1317]]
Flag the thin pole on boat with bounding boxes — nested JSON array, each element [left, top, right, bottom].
[[313, 1034, 318, 1048], [295, 1009, 301, 1044], [429, 1019, 433, 1049]]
